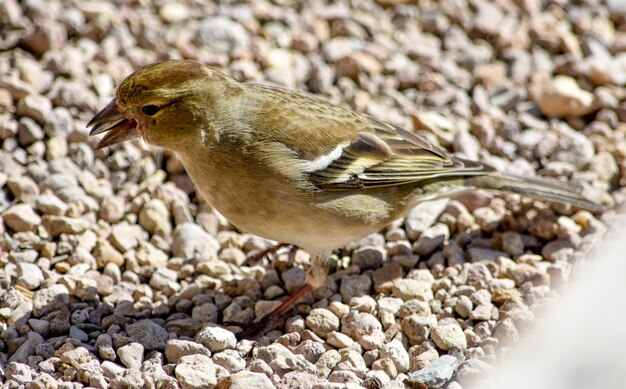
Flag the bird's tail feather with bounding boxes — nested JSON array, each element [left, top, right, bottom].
[[463, 174, 604, 212]]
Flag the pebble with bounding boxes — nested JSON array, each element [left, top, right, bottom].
[[172, 223, 220, 261], [212, 349, 246, 373], [118, 342, 144, 369], [380, 340, 410, 373], [2, 203, 41, 232], [407, 355, 463, 388], [352, 246, 385, 270], [32, 284, 70, 317], [306, 308, 340, 337], [175, 354, 217, 389], [431, 323, 468, 351], [405, 199, 449, 240], [342, 311, 385, 350], [536, 75, 595, 118], [221, 371, 275, 389], [196, 16, 250, 53], [16, 262, 44, 290], [125, 320, 168, 351], [413, 223, 450, 256], [195, 326, 237, 353], [340, 274, 372, 302]]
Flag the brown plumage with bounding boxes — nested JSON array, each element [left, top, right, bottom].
[[89, 59, 602, 336]]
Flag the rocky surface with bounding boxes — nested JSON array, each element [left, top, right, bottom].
[[0, 0, 624, 388]]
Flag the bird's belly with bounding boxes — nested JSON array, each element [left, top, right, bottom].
[[180, 154, 403, 251]]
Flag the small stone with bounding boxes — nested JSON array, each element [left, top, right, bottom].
[[110, 223, 139, 252], [165, 339, 211, 363], [69, 326, 88, 342], [391, 279, 434, 302], [380, 340, 409, 373], [340, 274, 372, 302], [196, 16, 250, 53], [60, 346, 91, 368], [469, 303, 496, 321], [454, 295, 473, 319], [16, 263, 44, 290], [126, 320, 168, 351], [401, 315, 435, 345], [536, 75, 595, 118], [139, 198, 171, 235], [342, 311, 385, 350], [175, 354, 217, 389], [501, 232, 524, 256], [18, 118, 44, 146], [172, 223, 220, 261], [212, 349, 246, 373], [277, 371, 321, 389], [352, 246, 385, 270], [9, 331, 44, 363], [507, 263, 550, 286], [456, 358, 495, 384], [36, 193, 68, 215], [316, 350, 342, 378], [2, 204, 41, 232], [7, 176, 39, 203], [431, 324, 467, 351], [196, 326, 237, 353], [4, 362, 34, 386], [118, 342, 144, 369], [468, 248, 509, 263], [32, 284, 70, 317], [45, 216, 90, 237], [306, 308, 340, 337], [257, 343, 316, 373], [405, 199, 449, 240], [16, 95, 51, 124], [99, 195, 126, 223], [159, 2, 190, 23], [327, 331, 355, 349], [373, 263, 403, 293], [407, 355, 462, 388], [282, 266, 307, 293], [219, 371, 274, 389], [413, 223, 450, 256], [410, 348, 440, 372]]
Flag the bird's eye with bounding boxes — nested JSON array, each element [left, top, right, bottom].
[[142, 105, 160, 116]]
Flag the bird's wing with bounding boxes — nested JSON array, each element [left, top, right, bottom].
[[247, 85, 492, 191], [306, 118, 493, 190]]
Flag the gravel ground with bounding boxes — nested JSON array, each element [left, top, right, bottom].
[[1, 0, 625, 388]]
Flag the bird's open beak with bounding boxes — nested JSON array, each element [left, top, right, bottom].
[[87, 98, 140, 149]]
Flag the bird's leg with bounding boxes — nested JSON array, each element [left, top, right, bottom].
[[245, 243, 292, 265], [235, 252, 331, 340]]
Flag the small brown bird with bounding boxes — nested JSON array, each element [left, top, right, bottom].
[[89, 60, 601, 337]]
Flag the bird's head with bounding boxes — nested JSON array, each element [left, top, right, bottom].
[[88, 60, 238, 151]]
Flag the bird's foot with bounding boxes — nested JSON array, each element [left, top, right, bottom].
[[235, 283, 312, 340]]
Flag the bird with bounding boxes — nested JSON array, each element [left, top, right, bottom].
[[88, 59, 602, 337]]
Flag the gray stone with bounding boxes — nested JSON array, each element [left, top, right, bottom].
[[32, 284, 70, 317], [172, 223, 220, 261], [196, 16, 250, 53], [405, 199, 449, 240], [407, 355, 463, 388], [126, 320, 168, 351], [9, 331, 44, 363]]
